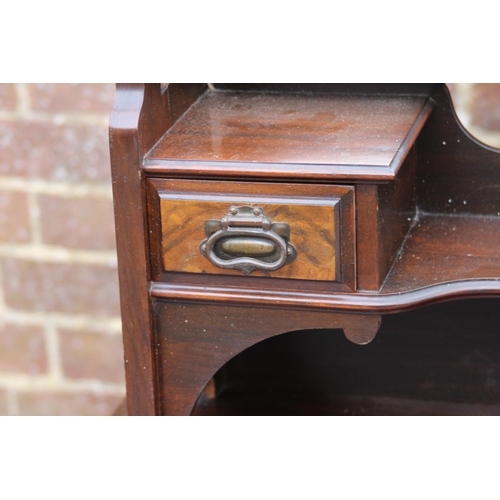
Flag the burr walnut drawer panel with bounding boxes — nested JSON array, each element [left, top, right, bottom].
[[147, 179, 355, 287]]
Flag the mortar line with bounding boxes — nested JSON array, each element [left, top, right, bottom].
[[15, 83, 30, 114], [44, 320, 64, 384], [0, 243, 117, 265], [0, 109, 109, 126], [3, 308, 122, 333], [0, 374, 125, 394], [0, 177, 113, 198]]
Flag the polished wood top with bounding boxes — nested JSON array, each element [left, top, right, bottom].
[[148, 91, 428, 169]]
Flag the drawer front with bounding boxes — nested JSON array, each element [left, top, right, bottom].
[[148, 179, 355, 287]]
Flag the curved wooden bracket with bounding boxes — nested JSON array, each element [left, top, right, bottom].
[[343, 315, 381, 345], [154, 301, 381, 415]]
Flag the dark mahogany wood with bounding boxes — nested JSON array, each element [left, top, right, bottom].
[[144, 93, 432, 183], [154, 301, 380, 415], [109, 84, 205, 415], [146, 178, 356, 290], [212, 83, 435, 95], [148, 91, 427, 168], [109, 84, 157, 416], [110, 83, 500, 416], [193, 299, 500, 416], [356, 145, 417, 290]]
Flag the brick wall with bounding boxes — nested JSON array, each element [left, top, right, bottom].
[[0, 83, 498, 415], [0, 84, 124, 415]]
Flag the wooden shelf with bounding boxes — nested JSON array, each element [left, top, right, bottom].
[[149, 91, 426, 166], [382, 213, 500, 293], [193, 392, 500, 416], [145, 90, 431, 182]]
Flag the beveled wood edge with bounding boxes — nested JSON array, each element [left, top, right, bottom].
[[150, 280, 500, 315], [142, 90, 434, 183], [389, 98, 434, 175], [143, 159, 397, 183]]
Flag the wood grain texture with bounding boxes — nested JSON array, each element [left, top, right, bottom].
[[148, 179, 355, 288], [154, 300, 381, 415], [146, 91, 428, 172], [109, 84, 206, 416], [161, 200, 337, 280], [377, 145, 416, 281], [139, 83, 206, 155], [382, 214, 500, 293], [109, 84, 157, 416], [355, 184, 381, 290], [356, 145, 416, 290]]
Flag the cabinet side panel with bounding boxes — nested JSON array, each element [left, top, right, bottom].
[[110, 85, 157, 415], [356, 147, 416, 291], [356, 184, 381, 290], [377, 146, 417, 286]]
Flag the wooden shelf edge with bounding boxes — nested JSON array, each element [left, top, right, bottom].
[[151, 279, 500, 315], [143, 159, 397, 183], [192, 392, 500, 416]]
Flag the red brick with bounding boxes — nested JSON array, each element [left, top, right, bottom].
[[0, 389, 8, 415], [59, 329, 125, 383], [0, 323, 47, 374], [0, 190, 31, 242], [28, 84, 115, 115], [0, 121, 111, 183], [39, 195, 116, 250], [2, 258, 120, 317], [470, 84, 500, 131], [17, 390, 124, 416], [0, 84, 17, 111]]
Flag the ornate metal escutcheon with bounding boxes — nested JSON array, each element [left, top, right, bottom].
[[200, 205, 297, 275]]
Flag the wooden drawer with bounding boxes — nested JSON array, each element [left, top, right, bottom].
[[147, 179, 355, 289]]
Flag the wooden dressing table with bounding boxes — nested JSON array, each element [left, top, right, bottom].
[[110, 84, 500, 416]]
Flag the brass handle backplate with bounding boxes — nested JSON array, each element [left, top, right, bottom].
[[200, 206, 297, 275]]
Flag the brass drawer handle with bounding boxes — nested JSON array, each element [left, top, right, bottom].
[[200, 206, 297, 275]]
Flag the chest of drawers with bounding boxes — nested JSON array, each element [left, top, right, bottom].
[[110, 84, 500, 415]]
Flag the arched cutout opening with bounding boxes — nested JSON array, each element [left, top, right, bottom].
[[448, 84, 500, 151], [193, 298, 500, 416]]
